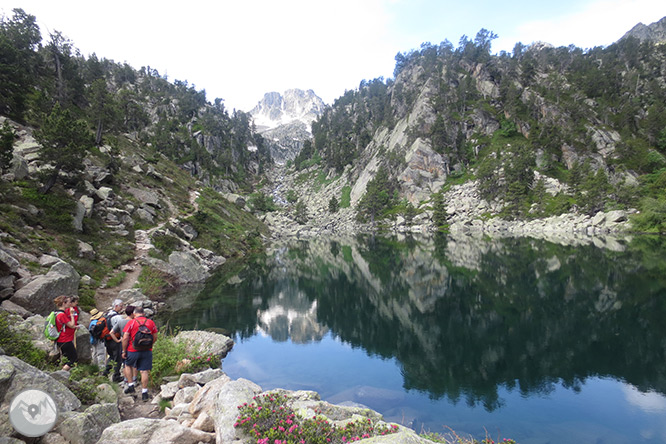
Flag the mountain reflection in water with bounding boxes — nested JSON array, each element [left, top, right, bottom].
[[164, 234, 666, 440]]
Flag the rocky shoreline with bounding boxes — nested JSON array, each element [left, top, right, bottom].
[[263, 165, 633, 250], [0, 352, 431, 444]]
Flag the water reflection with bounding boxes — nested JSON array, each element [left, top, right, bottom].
[[165, 233, 666, 412]]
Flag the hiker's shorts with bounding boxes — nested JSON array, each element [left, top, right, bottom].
[[126, 350, 153, 371]]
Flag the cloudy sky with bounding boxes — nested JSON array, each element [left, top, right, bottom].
[[2, 0, 665, 111]]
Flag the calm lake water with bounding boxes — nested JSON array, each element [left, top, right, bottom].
[[164, 234, 666, 444]]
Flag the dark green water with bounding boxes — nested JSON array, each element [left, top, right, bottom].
[[164, 234, 666, 443]]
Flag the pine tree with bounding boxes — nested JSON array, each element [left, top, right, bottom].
[[431, 190, 448, 228], [0, 121, 15, 173], [34, 103, 93, 193], [357, 166, 396, 225], [328, 196, 339, 213], [88, 78, 118, 145], [0, 9, 41, 120]]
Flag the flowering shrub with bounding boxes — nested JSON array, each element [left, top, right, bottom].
[[235, 392, 399, 444], [184, 353, 221, 372]]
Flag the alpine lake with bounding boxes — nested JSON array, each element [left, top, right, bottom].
[[162, 233, 666, 444]]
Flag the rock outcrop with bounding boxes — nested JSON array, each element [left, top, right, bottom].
[[0, 355, 82, 438], [173, 331, 234, 358], [1, 352, 430, 444], [10, 261, 80, 316], [151, 369, 430, 444], [249, 89, 326, 163], [621, 16, 666, 43]]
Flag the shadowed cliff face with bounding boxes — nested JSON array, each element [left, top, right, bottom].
[[166, 234, 666, 410]]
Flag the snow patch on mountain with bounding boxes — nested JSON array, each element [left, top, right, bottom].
[[249, 89, 326, 132]]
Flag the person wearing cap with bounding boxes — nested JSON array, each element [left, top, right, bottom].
[[88, 308, 106, 369], [112, 305, 136, 384], [103, 299, 124, 382]]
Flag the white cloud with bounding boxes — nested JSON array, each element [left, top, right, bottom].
[[622, 384, 666, 413]]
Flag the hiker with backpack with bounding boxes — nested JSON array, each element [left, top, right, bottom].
[[96, 299, 125, 382], [121, 306, 158, 401], [52, 295, 78, 371], [112, 305, 135, 384], [88, 308, 106, 369]]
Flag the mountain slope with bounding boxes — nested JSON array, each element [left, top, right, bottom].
[[621, 16, 666, 43], [271, 22, 666, 235]]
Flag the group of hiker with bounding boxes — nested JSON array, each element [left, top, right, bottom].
[[47, 295, 158, 401]]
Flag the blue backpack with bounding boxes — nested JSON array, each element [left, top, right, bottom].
[[88, 319, 99, 344]]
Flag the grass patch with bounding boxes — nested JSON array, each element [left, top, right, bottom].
[[67, 365, 111, 406], [151, 329, 220, 388], [313, 171, 339, 192], [340, 185, 351, 208], [295, 170, 317, 186], [19, 184, 76, 233], [150, 232, 181, 260], [106, 270, 127, 288], [341, 245, 353, 263], [136, 265, 174, 299], [186, 187, 269, 258]]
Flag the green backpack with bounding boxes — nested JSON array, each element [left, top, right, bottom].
[[44, 310, 64, 341]]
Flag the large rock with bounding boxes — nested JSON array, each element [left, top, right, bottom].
[[144, 252, 209, 285], [222, 193, 246, 207], [174, 331, 234, 358], [97, 418, 214, 444], [126, 187, 160, 208], [77, 241, 95, 260], [10, 153, 29, 180], [8, 315, 92, 363], [212, 378, 262, 444], [168, 251, 209, 283], [179, 368, 224, 386], [9, 314, 55, 356], [187, 374, 231, 417], [56, 403, 120, 444], [0, 248, 19, 276], [72, 200, 86, 232], [0, 356, 81, 413], [95, 186, 114, 201], [79, 195, 94, 218], [359, 429, 434, 443], [173, 386, 198, 405], [10, 261, 80, 316], [0, 300, 31, 318]]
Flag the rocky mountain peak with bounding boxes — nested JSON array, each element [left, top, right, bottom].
[[249, 89, 326, 132], [620, 16, 666, 43], [248, 89, 326, 164]]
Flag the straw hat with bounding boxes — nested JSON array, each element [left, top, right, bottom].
[[90, 308, 103, 320]]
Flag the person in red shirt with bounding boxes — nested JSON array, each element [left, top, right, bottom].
[[53, 295, 78, 371], [121, 306, 158, 401]]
